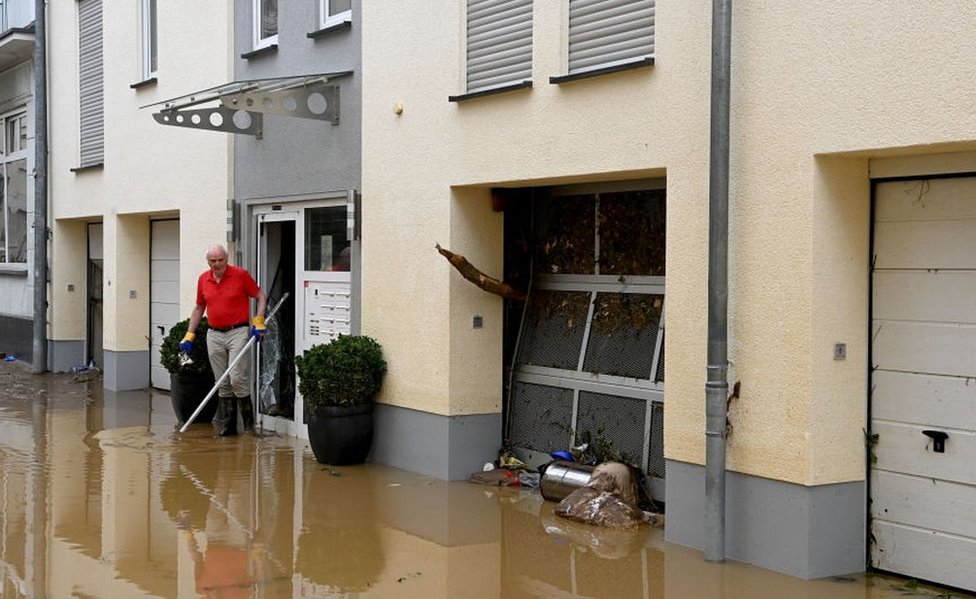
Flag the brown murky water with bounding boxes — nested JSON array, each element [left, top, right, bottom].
[[0, 362, 969, 599]]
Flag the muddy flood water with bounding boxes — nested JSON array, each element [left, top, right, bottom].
[[0, 362, 969, 599]]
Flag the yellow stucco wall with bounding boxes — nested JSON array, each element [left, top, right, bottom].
[[362, 2, 976, 486], [47, 0, 233, 348]]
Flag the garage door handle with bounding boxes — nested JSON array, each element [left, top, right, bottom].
[[922, 430, 948, 453]]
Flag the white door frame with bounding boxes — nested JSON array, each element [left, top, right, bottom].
[[249, 195, 353, 439]]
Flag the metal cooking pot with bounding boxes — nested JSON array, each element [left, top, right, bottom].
[[540, 460, 595, 502]]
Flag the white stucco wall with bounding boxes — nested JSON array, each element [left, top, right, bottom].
[[363, 2, 976, 486], [48, 0, 234, 350]]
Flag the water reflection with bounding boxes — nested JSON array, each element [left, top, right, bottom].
[[0, 364, 970, 599]]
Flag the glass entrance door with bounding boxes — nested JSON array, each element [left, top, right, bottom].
[[255, 211, 299, 432], [252, 200, 352, 437]]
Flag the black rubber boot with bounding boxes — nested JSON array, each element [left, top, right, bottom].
[[214, 396, 238, 436], [239, 396, 255, 433]]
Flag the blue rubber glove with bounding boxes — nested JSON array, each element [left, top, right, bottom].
[[250, 315, 267, 342], [179, 332, 195, 353]]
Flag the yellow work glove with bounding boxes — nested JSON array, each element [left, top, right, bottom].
[[179, 331, 195, 353], [250, 315, 267, 342]]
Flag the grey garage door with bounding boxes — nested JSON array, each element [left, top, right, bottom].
[[870, 176, 976, 592]]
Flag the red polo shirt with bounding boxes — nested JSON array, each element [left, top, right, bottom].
[[196, 265, 261, 329]]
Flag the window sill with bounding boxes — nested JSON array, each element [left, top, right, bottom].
[[448, 80, 532, 103], [549, 57, 654, 85], [130, 76, 157, 90], [308, 20, 351, 39], [0, 264, 28, 276], [70, 163, 104, 174], [241, 44, 278, 60]]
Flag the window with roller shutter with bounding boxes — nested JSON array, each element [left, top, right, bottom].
[[78, 0, 104, 168], [557, 0, 654, 81], [453, 0, 533, 99]]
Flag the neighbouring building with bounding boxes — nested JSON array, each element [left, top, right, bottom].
[[47, 0, 233, 389], [361, 0, 976, 590], [0, 0, 36, 362]]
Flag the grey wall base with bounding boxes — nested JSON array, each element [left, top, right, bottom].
[[371, 403, 502, 481], [102, 350, 150, 391], [0, 314, 33, 364], [48, 339, 85, 373], [665, 459, 865, 579]]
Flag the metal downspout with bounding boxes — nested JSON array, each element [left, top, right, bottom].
[[31, 0, 49, 373], [705, 0, 732, 563]]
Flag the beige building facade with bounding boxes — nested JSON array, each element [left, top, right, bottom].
[[47, 0, 233, 389], [362, 0, 976, 585]]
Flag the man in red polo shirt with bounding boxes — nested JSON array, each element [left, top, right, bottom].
[[180, 244, 267, 436]]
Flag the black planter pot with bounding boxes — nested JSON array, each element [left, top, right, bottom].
[[307, 403, 374, 465], [170, 371, 218, 425]]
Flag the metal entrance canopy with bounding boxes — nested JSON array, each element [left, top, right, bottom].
[[143, 72, 352, 138]]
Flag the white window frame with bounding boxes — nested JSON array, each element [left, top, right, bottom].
[[252, 0, 278, 49], [140, 0, 157, 79], [0, 109, 29, 265], [319, 0, 351, 29]]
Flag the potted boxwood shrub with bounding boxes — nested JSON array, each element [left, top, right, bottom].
[[160, 318, 218, 425], [295, 335, 387, 465]]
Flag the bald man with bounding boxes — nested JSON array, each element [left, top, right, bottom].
[[180, 244, 267, 436]]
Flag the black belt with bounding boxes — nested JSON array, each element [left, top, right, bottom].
[[210, 322, 249, 332]]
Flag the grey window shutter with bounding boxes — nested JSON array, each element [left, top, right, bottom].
[[568, 0, 654, 75], [466, 0, 533, 93], [79, 0, 104, 167]]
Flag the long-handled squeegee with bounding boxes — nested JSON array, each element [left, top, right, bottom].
[[179, 292, 290, 433]]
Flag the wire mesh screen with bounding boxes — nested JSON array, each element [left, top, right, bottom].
[[509, 382, 575, 453], [646, 402, 665, 478], [535, 194, 596, 275], [516, 290, 590, 369], [583, 293, 662, 379], [575, 391, 647, 466], [655, 331, 665, 383], [598, 189, 666, 275]]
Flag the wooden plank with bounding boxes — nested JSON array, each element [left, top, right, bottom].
[[871, 469, 976, 539], [872, 320, 976, 377], [872, 370, 976, 431], [873, 270, 976, 324], [871, 420, 976, 486], [871, 521, 976, 592]]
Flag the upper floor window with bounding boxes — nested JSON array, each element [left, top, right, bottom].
[[78, 0, 104, 168], [253, 0, 278, 48], [566, 0, 654, 77], [140, 0, 157, 79], [461, 0, 533, 96], [0, 110, 28, 264], [319, 0, 351, 29]]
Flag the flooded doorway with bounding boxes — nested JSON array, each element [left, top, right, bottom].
[[255, 210, 298, 429], [86, 223, 103, 370], [252, 198, 353, 437], [504, 181, 667, 501]]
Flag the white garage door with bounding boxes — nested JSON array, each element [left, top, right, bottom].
[[870, 176, 976, 592], [150, 220, 180, 390]]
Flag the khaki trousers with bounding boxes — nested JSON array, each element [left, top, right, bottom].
[[206, 326, 251, 398]]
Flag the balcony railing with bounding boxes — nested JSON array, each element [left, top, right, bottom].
[[0, 0, 33, 35]]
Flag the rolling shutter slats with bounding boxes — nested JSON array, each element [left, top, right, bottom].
[[569, 0, 654, 75], [79, 0, 104, 166], [466, 0, 533, 93]]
